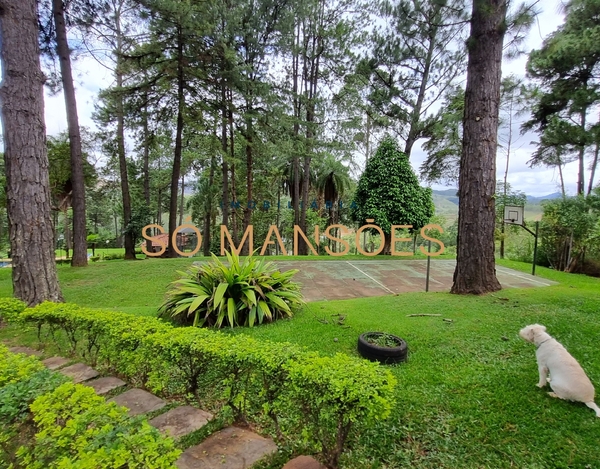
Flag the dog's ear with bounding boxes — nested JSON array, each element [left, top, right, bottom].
[[525, 327, 535, 342], [540, 325, 547, 332], [519, 326, 535, 342]]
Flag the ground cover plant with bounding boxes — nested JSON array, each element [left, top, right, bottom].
[[0, 346, 180, 468], [1, 259, 600, 467]]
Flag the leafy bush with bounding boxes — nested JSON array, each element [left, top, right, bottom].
[[0, 368, 68, 423], [102, 253, 125, 260], [0, 298, 27, 324], [540, 196, 598, 271], [17, 382, 180, 468], [158, 251, 305, 328], [19, 301, 396, 467], [0, 345, 45, 388]]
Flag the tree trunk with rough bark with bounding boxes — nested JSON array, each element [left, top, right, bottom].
[[167, 27, 184, 258], [221, 81, 230, 231], [451, 0, 505, 295], [0, 0, 64, 304], [115, 10, 135, 260], [142, 98, 152, 253], [203, 154, 216, 256], [52, 0, 87, 267]]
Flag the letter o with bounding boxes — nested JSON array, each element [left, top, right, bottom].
[[356, 222, 385, 256], [171, 224, 202, 257]]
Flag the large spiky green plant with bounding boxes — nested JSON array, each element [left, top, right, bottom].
[[158, 251, 304, 328]]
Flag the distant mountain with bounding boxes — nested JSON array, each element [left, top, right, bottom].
[[430, 189, 560, 222], [526, 192, 562, 203], [432, 189, 459, 197]]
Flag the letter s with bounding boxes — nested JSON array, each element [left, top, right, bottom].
[[420, 224, 445, 256], [141, 224, 166, 257]]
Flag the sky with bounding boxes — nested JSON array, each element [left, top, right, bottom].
[[39, 0, 573, 198]]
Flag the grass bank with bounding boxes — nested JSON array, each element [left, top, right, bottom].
[[1, 258, 599, 467]]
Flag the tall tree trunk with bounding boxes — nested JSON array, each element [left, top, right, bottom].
[[228, 88, 238, 245], [52, 0, 87, 267], [221, 81, 230, 230], [243, 110, 253, 255], [451, 0, 506, 295], [0, 0, 63, 304], [292, 23, 301, 227], [588, 142, 599, 196], [167, 27, 185, 258], [299, 21, 322, 255], [577, 109, 586, 195], [558, 156, 566, 199], [203, 154, 216, 256], [500, 95, 514, 259], [404, 9, 440, 157], [64, 210, 71, 258], [142, 98, 152, 253], [179, 174, 185, 226], [115, 9, 135, 260]]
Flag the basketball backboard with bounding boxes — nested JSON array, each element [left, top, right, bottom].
[[503, 205, 524, 225]]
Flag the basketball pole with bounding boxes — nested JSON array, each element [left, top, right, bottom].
[[518, 221, 539, 276], [425, 239, 431, 292]]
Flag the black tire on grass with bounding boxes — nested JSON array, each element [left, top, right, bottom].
[[357, 332, 408, 364]]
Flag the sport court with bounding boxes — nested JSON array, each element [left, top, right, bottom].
[[275, 260, 557, 302]]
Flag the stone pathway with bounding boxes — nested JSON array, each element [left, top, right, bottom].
[[34, 355, 314, 468], [8, 346, 42, 357], [108, 388, 166, 416], [59, 363, 100, 383], [42, 356, 70, 370], [149, 405, 213, 439], [86, 376, 126, 395], [282, 456, 326, 469], [176, 426, 278, 469]]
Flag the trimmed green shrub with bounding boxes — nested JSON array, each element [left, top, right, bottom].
[[18, 301, 396, 468], [0, 345, 45, 388], [0, 298, 27, 324], [284, 353, 397, 468], [17, 382, 181, 468], [23, 302, 171, 382], [102, 253, 125, 260], [158, 251, 305, 328]]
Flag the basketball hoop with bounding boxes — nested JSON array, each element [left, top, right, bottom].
[[503, 205, 524, 226]]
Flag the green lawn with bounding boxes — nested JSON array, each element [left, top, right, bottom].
[[1, 258, 600, 468]]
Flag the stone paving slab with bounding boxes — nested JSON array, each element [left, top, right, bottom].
[[176, 426, 277, 469], [85, 376, 126, 395], [149, 406, 213, 439], [59, 363, 100, 383], [108, 388, 166, 416], [42, 356, 70, 370], [282, 456, 326, 469], [8, 346, 42, 357]]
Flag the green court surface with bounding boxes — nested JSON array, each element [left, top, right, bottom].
[[275, 260, 557, 302]]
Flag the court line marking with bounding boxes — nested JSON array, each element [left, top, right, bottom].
[[495, 266, 554, 286], [346, 261, 395, 294]]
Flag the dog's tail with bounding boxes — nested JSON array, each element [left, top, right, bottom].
[[585, 401, 600, 417]]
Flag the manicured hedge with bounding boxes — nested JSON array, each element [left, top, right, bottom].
[[8, 301, 397, 467], [0, 298, 26, 324]]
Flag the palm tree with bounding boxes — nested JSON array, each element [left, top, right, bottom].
[[315, 154, 352, 252]]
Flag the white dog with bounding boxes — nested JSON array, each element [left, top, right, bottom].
[[519, 324, 600, 417]]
